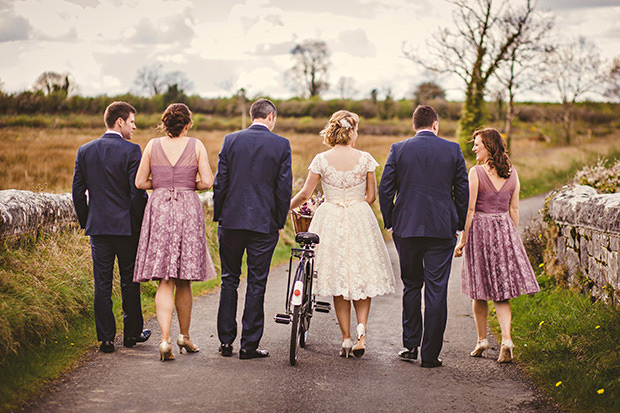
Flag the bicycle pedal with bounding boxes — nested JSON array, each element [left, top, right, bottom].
[[274, 313, 291, 324], [314, 301, 331, 313]]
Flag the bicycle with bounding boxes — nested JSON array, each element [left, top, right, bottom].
[[274, 231, 331, 365]]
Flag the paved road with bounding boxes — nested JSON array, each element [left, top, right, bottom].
[[27, 195, 555, 412]]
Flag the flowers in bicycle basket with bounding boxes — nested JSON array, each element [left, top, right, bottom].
[[296, 192, 325, 217]]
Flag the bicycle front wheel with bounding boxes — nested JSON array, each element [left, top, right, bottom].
[[289, 305, 302, 365]]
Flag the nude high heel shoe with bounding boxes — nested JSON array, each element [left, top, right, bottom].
[[498, 339, 515, 363], [340, 338, 353, 358], [470, 338, 490, 358], [352, 323, 366, 358], [177, 334, 199, 353], [159, 340, 175, 361]]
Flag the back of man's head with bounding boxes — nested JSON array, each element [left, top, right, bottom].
[[250, 98, 277, 121], [104, 101, 136, 129], [412, 105, 438, 131]]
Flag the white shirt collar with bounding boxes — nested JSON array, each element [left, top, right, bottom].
[[416, 128, 434, 133], [251, 121, 269, 129], [105, 130, 123, 137]]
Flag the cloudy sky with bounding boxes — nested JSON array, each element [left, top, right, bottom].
[[1, 0, 619, 101]]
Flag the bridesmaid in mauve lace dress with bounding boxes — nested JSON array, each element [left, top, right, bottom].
[[454, 128, 539, 364], [134, 103, 217, 361]]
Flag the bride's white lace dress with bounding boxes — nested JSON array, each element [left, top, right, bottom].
[[307, 151, 395, 300]]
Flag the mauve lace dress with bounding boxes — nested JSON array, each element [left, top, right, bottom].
[[134, 138, 217, 282], [461, 165, 540, 301]]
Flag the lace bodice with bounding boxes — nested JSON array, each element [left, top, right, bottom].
[[308, 151, 379, 206]]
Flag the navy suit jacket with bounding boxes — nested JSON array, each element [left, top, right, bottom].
[[378, 130, 469, 239], [213, 124, 293, 234], [72, 133, 148, 236]]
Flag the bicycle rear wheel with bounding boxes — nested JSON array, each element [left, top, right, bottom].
[[289, 305, 302, 365]]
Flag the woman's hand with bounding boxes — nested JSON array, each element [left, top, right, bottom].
[[454, 241, 465, 258]]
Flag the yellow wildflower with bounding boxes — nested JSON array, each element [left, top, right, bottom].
[[555, 381, 562, 387], [595, 325, 600, 329], [538, 263, 545, 268], [539, 321, 545, 326], [597, 389, 604, 394]]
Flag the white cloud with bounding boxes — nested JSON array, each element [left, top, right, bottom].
[[0, 0, 618, 101]]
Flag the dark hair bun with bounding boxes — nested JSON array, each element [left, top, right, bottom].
[[158, 103, 193, 138]]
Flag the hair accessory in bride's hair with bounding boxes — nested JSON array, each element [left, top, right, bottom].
[[339, 118, 352, 129]]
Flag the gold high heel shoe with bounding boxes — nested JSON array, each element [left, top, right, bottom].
[[498, 339, 515, 363], [340, 338, 353, 358], [470, 338, 490, 358], [352, 323, 366, 358], [177, 334, 199, 353], [159, 340, 175, 361]]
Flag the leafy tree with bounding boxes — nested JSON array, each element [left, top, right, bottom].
[[542, 37, 603, 144], [287, 40, 330, 98], [404, 0, 537, 155], [413, 81, 446, 104]]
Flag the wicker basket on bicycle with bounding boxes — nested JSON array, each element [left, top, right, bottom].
[[291, 212, 312, 233]]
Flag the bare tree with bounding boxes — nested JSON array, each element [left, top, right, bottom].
[[543, 37, 603, 144], [493, 8, 554, 151], [32, 71, 74, 96], [335, 76, 356, 100], [404, 0, 537, 152], [287, 40, 330, 98], [133, 64, 194, 97], [604, 56, 620, 101], [133, 63, 166, 96]]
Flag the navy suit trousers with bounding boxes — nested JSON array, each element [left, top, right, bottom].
[[217, 228, 279, 351], [90, 235, 143, 342], [393, 235, 456, 362]]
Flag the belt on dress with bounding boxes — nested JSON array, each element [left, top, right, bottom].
[[153, 187, 194, 201]]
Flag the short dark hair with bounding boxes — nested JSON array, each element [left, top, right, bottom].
[[249, 98, 277, 120], [104, 101, 136, 129], [412, 105, 438, 130]]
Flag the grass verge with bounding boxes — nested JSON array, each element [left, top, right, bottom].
[[490, 272, 620, 412], [0, 207, 296, 412]]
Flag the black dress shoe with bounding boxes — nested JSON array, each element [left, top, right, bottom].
[[421, 358, 443, 368], [239, 348, 269, 360], [219, 343, 233, 357], [398, 348, 418, 360], [100, 341, 114, 353], [123, 329, 152, 347]]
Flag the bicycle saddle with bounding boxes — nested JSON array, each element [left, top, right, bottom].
[[295, 232, 320, 245]]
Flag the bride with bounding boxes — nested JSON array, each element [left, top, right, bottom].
[[290, 110, 395, 358]]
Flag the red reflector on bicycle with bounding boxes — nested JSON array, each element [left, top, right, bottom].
[[294, 290, 301, 296]]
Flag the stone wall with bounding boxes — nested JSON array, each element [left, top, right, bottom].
[[547, 185, 620, 304], [0, 190, 213, 244]]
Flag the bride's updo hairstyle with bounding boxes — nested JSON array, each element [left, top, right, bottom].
[[473, 128, 512, 179], [320, 110, 359, 147], [158, 103, 193, 138]]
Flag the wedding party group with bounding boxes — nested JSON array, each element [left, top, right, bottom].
[[71, 98, 539, 367]]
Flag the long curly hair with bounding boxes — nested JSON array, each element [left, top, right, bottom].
[[157, 103, 193, 138], [319, 110, 359, 147], [473, 128, 512, 179]]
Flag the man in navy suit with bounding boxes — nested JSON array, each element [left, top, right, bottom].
[[72, 101, 151, 353], [214, 98, 292, 359], [379, 105, 468, 367]]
